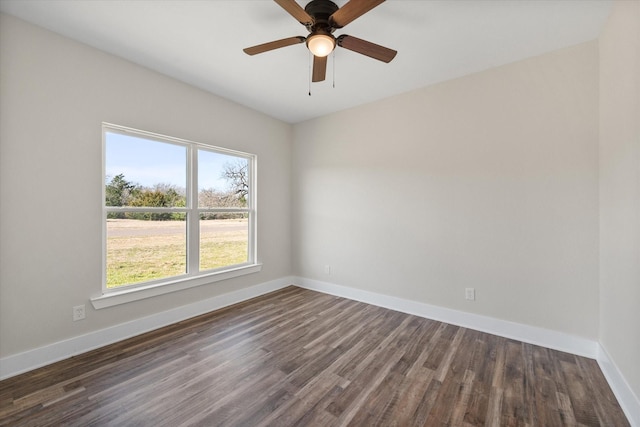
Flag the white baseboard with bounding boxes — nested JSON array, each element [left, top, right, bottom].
[[294, 277, 599, 358], [597, 344, 640, 427], [0, 276, 294, 380]]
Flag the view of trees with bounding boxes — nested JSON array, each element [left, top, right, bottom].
[[105, 174, 137, 208], [105, 161, 248, 220], [222, 160, 249, 204]]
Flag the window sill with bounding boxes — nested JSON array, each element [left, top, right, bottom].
[[91, 263, 263, 309]]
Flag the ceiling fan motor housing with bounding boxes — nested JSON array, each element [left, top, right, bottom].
[[305, 0, 339, 32]]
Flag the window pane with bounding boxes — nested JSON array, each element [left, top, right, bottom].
[[106, 217, 186, 288], [199, 150, 248, 208], [200, 215, 248, 271], [105, 132, 186, 208]]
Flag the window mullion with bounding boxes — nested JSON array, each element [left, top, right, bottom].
[[105, 207, 188, 213], [187, 146, 199, 275]]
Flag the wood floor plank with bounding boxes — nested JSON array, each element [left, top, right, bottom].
[[574, 356, 631, 427], [449, 369, 476, 425], [501, 339, 529, 425], [0, 286, 630, 427], [560, 358, 602, 425], [531, 346, 564, 426], [460, 334, 494, 425], [485, 386, 504, 427], [371, 320, 441, 426]]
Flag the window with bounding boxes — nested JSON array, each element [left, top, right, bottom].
[[102, 123, 257, 295]]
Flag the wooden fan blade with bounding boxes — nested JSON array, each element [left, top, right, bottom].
[[312, 55, 327, 82], [329, 0, 385, 28], [274, 0, 314, 25], [337, 35, 397, 63], [243, 36, 305, 55]]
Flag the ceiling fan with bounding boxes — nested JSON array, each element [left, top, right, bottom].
[[243, 0, 397, 83]]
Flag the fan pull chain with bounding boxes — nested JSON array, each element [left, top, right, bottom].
[[332, 50, 336, 88], [308, 51, 312, 96]]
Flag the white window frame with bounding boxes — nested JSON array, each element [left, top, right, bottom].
[[92, 123, 260, 309]]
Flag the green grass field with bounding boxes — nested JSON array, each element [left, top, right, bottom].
[[106, 219, 248, 288]]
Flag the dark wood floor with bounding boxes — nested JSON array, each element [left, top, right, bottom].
[[0, 286, 629, 426]]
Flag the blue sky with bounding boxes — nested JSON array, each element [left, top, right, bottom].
[[105, 132, 243, 191]]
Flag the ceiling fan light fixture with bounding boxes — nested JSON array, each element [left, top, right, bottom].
[[306, 33, 336, 57]]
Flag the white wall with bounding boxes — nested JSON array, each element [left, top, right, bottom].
[[292, 41, 600, 339], [0, 14, 292, 358], [599, 0, 640, 405]]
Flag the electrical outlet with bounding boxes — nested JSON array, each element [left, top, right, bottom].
[[73, 304, 85, 321], [324, 265, 331, 276], [465, 288, 475, 301]]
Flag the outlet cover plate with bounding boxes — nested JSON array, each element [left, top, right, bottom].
[[73, 304, 85, 321], [465, 288, 475, 301]]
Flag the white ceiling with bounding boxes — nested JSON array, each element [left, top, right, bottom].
[[0, 0, 611, 123]]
